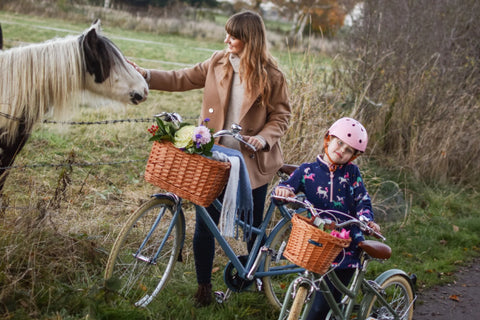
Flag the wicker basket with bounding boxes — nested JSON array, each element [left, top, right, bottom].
[[284, 214, 352, 274], [144, 141, 231, 207]]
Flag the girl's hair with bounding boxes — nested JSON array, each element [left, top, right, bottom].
[[223, 10, 280, 108]]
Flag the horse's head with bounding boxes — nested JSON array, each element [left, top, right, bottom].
[[80, 20, 148, 105]]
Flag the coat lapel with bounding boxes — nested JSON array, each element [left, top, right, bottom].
[[239, 86, 262, 122]]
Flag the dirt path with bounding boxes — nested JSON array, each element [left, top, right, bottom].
[[413, 256, 480, 319]]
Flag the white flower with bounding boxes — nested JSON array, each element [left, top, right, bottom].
[[173, 125, 195, 149]]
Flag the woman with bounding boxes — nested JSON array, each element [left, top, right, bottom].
[[132, 10, 291, 306]]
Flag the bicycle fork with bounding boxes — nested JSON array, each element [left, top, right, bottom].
[[278, 272, 317, 320]]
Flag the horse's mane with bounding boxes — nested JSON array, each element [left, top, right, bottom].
[[0, 35, 85, 143]]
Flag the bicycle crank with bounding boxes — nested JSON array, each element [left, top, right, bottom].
[[224, 255, 256, 292]]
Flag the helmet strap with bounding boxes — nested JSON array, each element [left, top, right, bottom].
[[323, 135, 339, 172], [323, 135, 359, 171]]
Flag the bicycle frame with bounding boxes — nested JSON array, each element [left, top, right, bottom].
[[195, 198, 305, 281]]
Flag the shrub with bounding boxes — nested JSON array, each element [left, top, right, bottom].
[[336, 0, 480, 186]]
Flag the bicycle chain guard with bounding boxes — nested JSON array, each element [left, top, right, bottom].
[[224, 255, 256, 292]]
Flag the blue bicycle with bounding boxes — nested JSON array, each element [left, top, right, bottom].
[[104, 121, 304, 309]]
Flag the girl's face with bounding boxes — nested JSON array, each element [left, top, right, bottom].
[[224, 33, 245, 55], [326, 136, 356, 165]]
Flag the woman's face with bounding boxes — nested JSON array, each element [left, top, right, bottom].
[[224, 33, 245, 55], [326, 136, 356, 165]]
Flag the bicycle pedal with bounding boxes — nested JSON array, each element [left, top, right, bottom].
[[255, 278, 263, 292], [214, 290, 231, 304]]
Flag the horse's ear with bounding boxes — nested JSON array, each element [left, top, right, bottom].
[[83, 27, 110, 83], [90, 19, 102, 33]]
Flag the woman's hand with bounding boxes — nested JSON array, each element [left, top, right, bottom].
[[243, 135, 264, 152], [126, 58, 147, 78], [274, 186, 295, 198]]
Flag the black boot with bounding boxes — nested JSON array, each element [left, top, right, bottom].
[[193, 283, 213, 307]]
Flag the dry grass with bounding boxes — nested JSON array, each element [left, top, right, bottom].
[[338, 0, 480, 186]]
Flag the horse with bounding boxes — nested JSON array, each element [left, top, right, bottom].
[[0, 20, 149, 192]]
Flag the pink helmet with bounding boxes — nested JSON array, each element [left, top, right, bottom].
[[327, 117, 368, 152]]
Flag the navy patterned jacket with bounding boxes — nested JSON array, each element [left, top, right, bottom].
[[279, 155, 375, 269]]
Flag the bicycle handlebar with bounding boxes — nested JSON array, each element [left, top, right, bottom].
[[213, 123, 257, 152], [271, 195, 386, 241]]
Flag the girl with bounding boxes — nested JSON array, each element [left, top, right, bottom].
[[275, 117, 380, 319]]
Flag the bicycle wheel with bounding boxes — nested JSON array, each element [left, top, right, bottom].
[[364, 274, 414, 320], [263, 219, 301, 309], [287, 285, 309, 320], [104, 196, 184, 307]]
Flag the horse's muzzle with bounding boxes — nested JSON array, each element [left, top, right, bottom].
[[130, 89, 148, 105]]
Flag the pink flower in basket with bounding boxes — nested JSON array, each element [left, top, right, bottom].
[[193, 125, 212, 147], [330, 228, 350, 239]]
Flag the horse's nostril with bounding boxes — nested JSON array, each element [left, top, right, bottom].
[[133, 92, 143, 101]]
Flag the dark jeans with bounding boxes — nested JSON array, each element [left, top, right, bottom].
[[305, 268, 355, 320], [193, 184, 268, 284]]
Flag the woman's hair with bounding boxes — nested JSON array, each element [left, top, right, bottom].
[[223, 10, 280, 108]]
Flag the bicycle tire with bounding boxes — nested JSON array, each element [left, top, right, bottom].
[[287, 285, 309, 320], [104, 196, 184, 307], [263, 219, 300, 309], [364, 274, 414, 320]]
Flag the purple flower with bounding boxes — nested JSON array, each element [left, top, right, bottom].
[[193, 126, 211, 146]]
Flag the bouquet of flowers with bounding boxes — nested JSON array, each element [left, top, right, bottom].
[[148, 115, 215, 157]]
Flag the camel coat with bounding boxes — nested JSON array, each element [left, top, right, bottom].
[[148, 50, 291, 189]]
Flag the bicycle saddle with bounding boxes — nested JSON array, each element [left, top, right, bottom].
[[358, 240, 392, 260], [279, 164, 298, 176]]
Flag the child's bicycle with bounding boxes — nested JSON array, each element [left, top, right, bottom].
[[104, 113, 305, 309], [275, 196, 416, 320]]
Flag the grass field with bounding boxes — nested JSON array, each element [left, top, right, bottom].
[[0, 10, 479, 320]]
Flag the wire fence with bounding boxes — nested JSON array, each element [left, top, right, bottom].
[[1, 115, 199, 171]]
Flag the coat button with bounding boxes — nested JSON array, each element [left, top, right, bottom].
[[208, 108, 214, 113]]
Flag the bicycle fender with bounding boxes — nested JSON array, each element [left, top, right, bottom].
[[375, 268, 417, 301], [374, 268, 413, 286], [358, 269, 416, 318], [150, 192, 180, 205]]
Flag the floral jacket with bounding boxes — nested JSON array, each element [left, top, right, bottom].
[[279, 155, 375, 269]]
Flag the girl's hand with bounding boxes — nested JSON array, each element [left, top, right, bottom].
[[367, 221, 381, 234], [274, 186, 295, 198]]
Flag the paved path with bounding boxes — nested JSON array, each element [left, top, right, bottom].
[[413, 256, 480, 319]]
